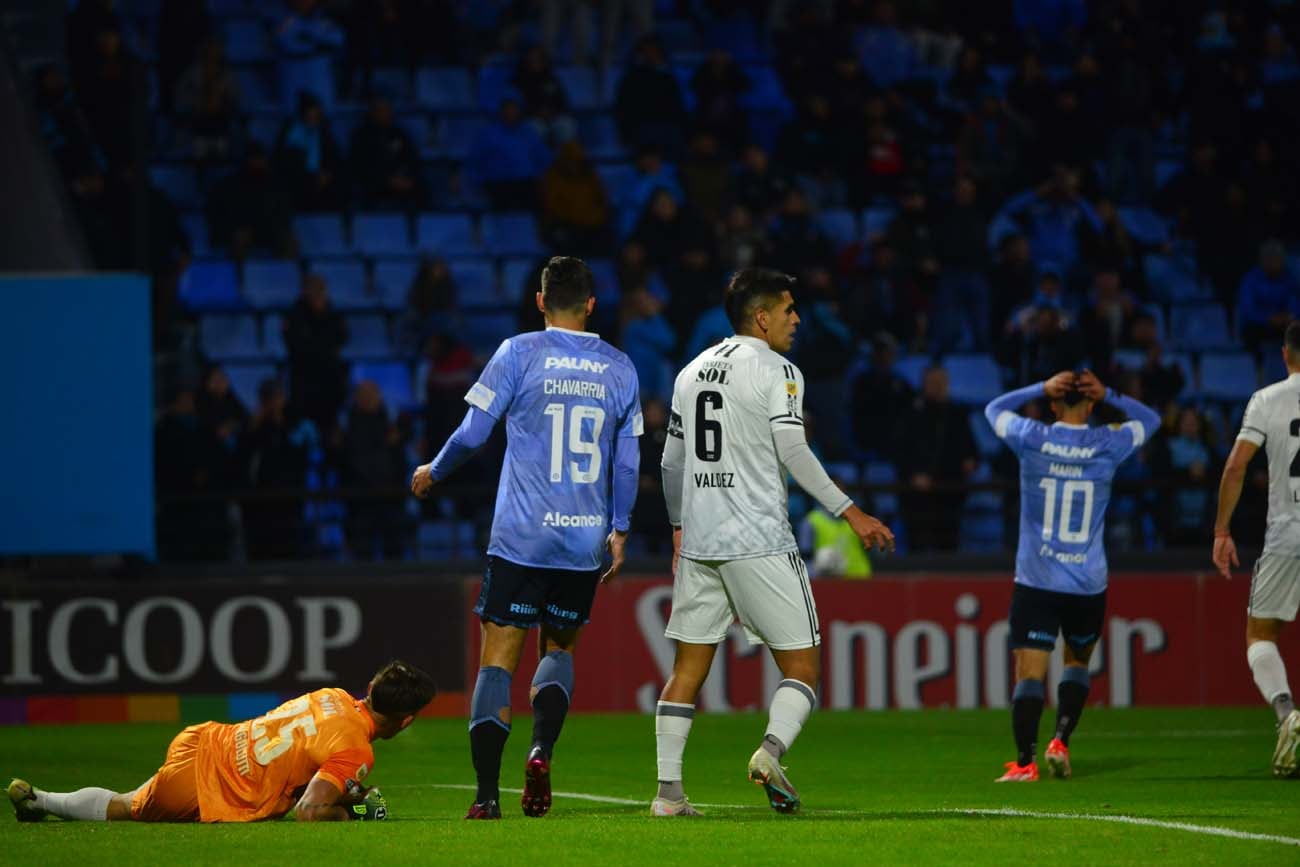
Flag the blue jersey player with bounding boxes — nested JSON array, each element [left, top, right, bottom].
[[410, 257, 643, 818], [984, 369, 1159, 782]]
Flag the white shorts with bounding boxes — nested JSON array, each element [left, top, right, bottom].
[[1249, 553, 1300, 621], [664, 552, 821, 651]]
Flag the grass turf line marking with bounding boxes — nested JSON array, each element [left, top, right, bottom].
[[405, 783, 644, 806], [939, 809, 1300, 848]]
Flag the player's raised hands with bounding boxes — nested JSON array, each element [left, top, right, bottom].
[[410, 463, 435, 499], [1212, 532, 1239, 580], [844, 505, 895, 553], [1076, 368, 1107, 402], [1043, 370, 1076, 399]]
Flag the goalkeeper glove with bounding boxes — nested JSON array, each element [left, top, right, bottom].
[[347, 787, 388, 821]]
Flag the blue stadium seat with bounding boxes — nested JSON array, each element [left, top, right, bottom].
[[434, 116, 485, 159], [308, 260, 371, 310], [417, 520, 457, 559], [1112, 349, 1147, 372], [342, 315, 392, 360], [369, 67, 412, 102], [373, 258, 419, 309], [579, 114, 625, 159], [222, 17, 270, 63], [557, 65, 602, 109], [969, 410, 1002, 458], [1199, 352, 1258, 402], [1170, 302, 1232, 350], [262, 313, 286, 360], [180, 260, 243, 310], [242, 259, 300, 309], [1117, 206, 1169, 246], [181, 214, 209, 256], [864, 461, 899, 519], [823, 461, 861, 486], [415, 212, 478, 256], [862, 206, 897, 241], [294, 214, 349, 257], [450, 260, 500, 307], [702, 13, 762, 61], [351, 361, 414, 410], [501, 257, 537, 307], [596, 163, 636, 205], [476, 62, 514, 112], [587, 258, 619, 308], [818, 209, 858, 247], [894, 354, 931, 390], [944, 354, 1002, 404], [481, 212, 546, 256], [963, 460, 1003, 512], [417, 67, 475, 110], [200, 314, 262, 361], [1144, 251, 1210, 303], [223, 363, 277, 410], [352, 213, 412, 256], [462, 311, 517, 354], [150, 165, 201, 209], [959, 511, 1004, 552]]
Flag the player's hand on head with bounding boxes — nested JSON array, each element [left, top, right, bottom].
[[601, 529, 628, 584], [1043, 370, 1075, 399], [410, 463, 434, 498], [1212, 533, 1238, 580], [1077, 368, 1106, 401]]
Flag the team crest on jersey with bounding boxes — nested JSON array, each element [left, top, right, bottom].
[[786, 381, 798, 395]]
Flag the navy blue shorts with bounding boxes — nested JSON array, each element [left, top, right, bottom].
[[1008, 583, 1106, 653], [474, 556, 601, 630]]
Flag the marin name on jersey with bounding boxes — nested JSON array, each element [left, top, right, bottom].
[[693, 471, 736, 488]]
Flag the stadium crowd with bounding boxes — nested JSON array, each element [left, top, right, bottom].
[[31, 0, 1300, 562]]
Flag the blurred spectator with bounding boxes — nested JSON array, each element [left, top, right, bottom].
[[734, 143, 791, 218], [175, 38, 241, 162], [79, 26, 140, 167], [1243, 139, 1297, 246], [539, 141, 611, 254], [600, 0, 655, 67], [944, 45, 990, 112], [776, 94, 840, 183], [242, 379, 314, 560], [1239, 239, 1300, 354], [1081, 198, 1141, 287], [399, 258, 458, 353], [420, 331, 476, 446], [774, 2, 840, 104], [66, 0, 121, 97], [859, 98, 906, 201], [155, 386, 228, 561], [1120, 312, 1186, 410], [691, 50, 751, 153], [845, 238, 928, 349], [156, 0, 211, 116], [206, 144, 296, 258], [620, 285, 676, 401], [766, 188, 834, 275], [717, 203, 765, 271], [283, 273, 348, 433], [341, 380, 407, 560], [850, 332, 914, 458], [197, 365, 250, 489], [1001, 267, 1085, 381], [539, 0, 594, 65], [1151, 407, 1214, 547], [1006, 53, 1054, 135], [683, 286, 732, 360], [896, 366, 978, 552], [349, 96, 425, 210], [959, 90, 1032, 203], [512, 46, 577, 145], [1079, 268, 1138, 377], [632, 189, 711, 269], [680, 131, 734, 227], [633, 398, 672, 552], [1103, 31, 1161, 204], [998, 167, 1102, 275], [793, 267, 855, 457], [469, 98, 552, 210], [345, 0, 412, 97], [273, 0, 344, 112], [1157, 141, 1228, 259], [988, 233, 1036, 340], [1035, 81, 1101, 176], [31, 64, 100, 179], [619, 147, 683, 238], [933, 175, 992, 351], [615, 36, 687, 157], [886, 179, 937, 276], [800, 490, 873, 577], [1012, 0, 1086, 61], [274, 92, 344, 210], [853, 0, 918, 88], [665, 242, 724, 347]]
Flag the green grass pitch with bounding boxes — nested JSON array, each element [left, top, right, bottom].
[[3, 709, 1297, 865]]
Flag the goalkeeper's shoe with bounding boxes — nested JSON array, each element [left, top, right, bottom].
[[650, 796, 701, 817], [7, 779, 45, 822], [995, 761, 1039, 782], [1045, 738, 1071, 779], [747, 747, 800, 814], [465, 799, 501, 819], [521, 746, 551, 818], [1272, 709, 1300, 778]]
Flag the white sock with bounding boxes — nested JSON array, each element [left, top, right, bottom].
[[655, 701, 695, 787], [1248, 641, 1292, 714], [35, 787, 115, 821], [764, 679, 816, 755]]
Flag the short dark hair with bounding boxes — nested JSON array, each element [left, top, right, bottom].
[[1061, 387, 1087, 407], [541, 256, 594, 312], [724, 268, 796, 332], [369, 660, 437, 717], [1286, 320, 1300, 357]]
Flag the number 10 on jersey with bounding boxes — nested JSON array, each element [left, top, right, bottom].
[[1038, 478, 1094, 544]]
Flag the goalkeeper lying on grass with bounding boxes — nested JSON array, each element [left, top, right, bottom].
[[8, 660, 435, 823]]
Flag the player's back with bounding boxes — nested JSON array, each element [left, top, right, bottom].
[[196, 687, 375, 822], [481, 328, 641, 571], [1007, 420, 1137, 595], [1238, 372, 1300, 556], [672, 335, 802, 560]]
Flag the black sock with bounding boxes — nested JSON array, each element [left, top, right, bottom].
[[1011, 679, 1045, 767], [531, 684, 570, 759], [1055, 681, 1090, 747], [470, 721, 509, 803]]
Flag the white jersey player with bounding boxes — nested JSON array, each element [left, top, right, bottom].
[[650, 268, 894, 816], [1214, 320, 1300, 777]]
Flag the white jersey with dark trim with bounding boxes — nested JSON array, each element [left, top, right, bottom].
[[668, 335, 804, 560], [1235, 371, 1300, 557]]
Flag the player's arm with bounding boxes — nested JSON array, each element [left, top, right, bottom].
[[1077, 368, 1160, 448], [983, 373, 1071, 434], [292, 773, 354, 822], [1213, 397, 1265, 578], [661, 399, 686, 573], [604, 392, 643, 583]]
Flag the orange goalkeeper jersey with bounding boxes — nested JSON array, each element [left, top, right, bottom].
[[194, 688, 376, 822]]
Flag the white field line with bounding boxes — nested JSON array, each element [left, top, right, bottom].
[[398, 784, 1300, 846]]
